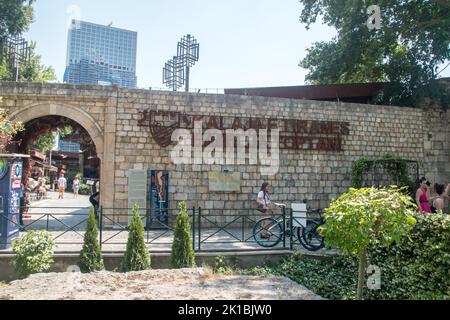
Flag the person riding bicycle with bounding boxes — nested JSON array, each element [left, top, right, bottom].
[[256, 182, 272, 238]]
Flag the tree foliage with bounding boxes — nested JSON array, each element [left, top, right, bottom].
[[122, 204, 151, 272], [0, 97, 24, 151], [321, 186, 417, 299], [0, 1, 57, 82], [298, 0, 450, 107], [171, 201, 196, 268], [12, 230, 55, 279], [32, 126, 73, 153], [0, 0, 35, 38], [78, 208, 105, 273], [18, 43, 57, 82]]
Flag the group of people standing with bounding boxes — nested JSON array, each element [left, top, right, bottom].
[[256, 178, 449, 217], [416, 178, 450, 214]]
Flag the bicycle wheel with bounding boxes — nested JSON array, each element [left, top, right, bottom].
[[297, 221, 324, 251], [253, 217, 283, 248]]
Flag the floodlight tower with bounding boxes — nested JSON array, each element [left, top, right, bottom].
[[162, 56, 185, 92], [177, 34, 200, 92], [0, 36, 31, 81]]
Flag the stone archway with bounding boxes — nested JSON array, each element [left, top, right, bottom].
[[9, 102, 114, 208], [10, 103, 104, 157]]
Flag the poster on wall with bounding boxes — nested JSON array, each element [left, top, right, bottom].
[[0, 159, 22, 249], [8, 160, 22, 236], [0, 159, 8, 241], [147, 170, 169, 229]]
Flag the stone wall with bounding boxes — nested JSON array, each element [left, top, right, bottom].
[[1, 82, 449, 223], [112, 89, 449, 222]]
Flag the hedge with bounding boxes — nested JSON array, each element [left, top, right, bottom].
[[244, 213, 449, 300]]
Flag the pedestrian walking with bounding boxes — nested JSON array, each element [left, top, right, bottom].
[[58, 173, 67, 199]]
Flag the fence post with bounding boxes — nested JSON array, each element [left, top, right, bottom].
[[146, 208, 149, 244], [46, 214, 49, 231], [242, 214, 245, 242], [290, 208, 294, 251], [198, 207, 201, 252], [282, 206, 286, 249], [99, 206, 103, 250], [192, 207, 196, 251]]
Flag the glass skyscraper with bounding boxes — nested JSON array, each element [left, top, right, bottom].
[[64, 20, 137, 88]]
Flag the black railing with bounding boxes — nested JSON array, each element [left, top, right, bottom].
[[0, 206, 324, 253]]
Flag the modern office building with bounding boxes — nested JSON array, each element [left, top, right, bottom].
[[64, 20, 137, 88]]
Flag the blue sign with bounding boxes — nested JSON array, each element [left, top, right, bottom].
[[0, 159, 22, 249], [147, 170, 169, 229]]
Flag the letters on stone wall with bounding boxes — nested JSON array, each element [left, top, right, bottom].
[[138, 109, 350, 151]]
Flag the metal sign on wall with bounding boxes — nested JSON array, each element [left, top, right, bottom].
[[138, 110, 350, 151]]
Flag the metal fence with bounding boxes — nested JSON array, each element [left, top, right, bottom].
[[0, 206, 323, 252]]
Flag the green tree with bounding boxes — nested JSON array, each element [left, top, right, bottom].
[[33, 131, 55, 153], [298, 0, 450, 107], [320, 187, 417, 299], [0, 0, 35, 38], [0, 98, 24, 151], [18, 44, 57, 82], [0, 1, 57, 82], [171, 201, 196, 268], [32, 126, 73, 153], [123, 204, 151, 272], [78, 208, 105, 273]]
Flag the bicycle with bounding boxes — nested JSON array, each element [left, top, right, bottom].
[[252, 201, 325, 251]]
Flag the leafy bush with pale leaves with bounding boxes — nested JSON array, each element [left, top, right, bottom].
[[12, 231, 55, 279]]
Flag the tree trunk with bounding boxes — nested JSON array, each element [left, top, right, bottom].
[[357, 249, 367, 300]]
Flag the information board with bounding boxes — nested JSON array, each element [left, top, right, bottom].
[[127, 169, 148, 225]]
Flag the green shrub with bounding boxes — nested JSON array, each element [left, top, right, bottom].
[[12, 231, 56, 279], [78, 208, 104, 273], [266, 254, 358, 300], [170, 201, 195, 268], [366, 213, 450, 300], [78, 184, 90, 195], [259, 213, 449, 300], [123, 204, 151, 272]]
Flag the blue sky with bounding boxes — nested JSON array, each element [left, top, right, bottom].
[[24, 0, 449, 90]]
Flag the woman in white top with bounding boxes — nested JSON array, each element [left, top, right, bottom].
[[72, 176, 80, 199], [256, 182, 272, 238], [256, 182, 272, 212]]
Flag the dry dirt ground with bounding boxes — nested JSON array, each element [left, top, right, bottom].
[[0, 268, 323, 300]]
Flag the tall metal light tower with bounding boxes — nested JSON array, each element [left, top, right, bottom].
[[162, 34, 200, 92], [162, 56, 185, 92], [0, 36, 31, 81], [177, 34, 200, 92]]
